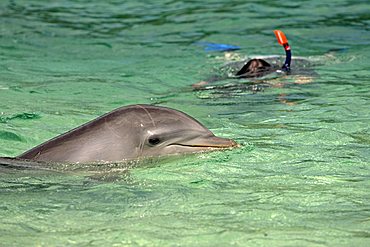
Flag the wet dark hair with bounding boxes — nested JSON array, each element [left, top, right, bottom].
[[235, 58, 273, 78]]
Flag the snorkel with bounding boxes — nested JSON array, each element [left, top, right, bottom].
[[274, 30, 291, 72]]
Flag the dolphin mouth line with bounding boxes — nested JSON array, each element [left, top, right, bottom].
[[170, 143, 238, 149]]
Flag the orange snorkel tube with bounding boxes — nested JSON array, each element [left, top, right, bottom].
[[274, 30, 291, 72]]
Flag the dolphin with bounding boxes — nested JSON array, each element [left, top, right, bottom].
[[16, 104, 237, 163]]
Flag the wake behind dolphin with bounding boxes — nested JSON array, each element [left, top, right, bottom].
[[15, 104, 237, 163]]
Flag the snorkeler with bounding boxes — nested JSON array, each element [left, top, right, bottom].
[[234, 30, 291, 78], [193, 30, 305, 88]]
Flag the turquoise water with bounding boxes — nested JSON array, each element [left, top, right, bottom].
[[1, 0, 370, 246]]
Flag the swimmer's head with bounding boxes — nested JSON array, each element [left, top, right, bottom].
[[235, 58, 273, 78]]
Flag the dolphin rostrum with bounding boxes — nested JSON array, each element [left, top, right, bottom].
[[17, 104, 238, 163]]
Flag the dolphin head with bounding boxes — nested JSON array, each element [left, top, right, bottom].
[[18, 104, 238, 163], [133, 105, 238, 158]]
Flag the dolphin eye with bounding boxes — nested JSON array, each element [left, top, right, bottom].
[[148, 136, 161, 146]]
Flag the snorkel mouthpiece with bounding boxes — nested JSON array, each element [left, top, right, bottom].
[[274, 30, 291, 72]]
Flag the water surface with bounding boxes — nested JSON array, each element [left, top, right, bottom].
[[1, 0, 369, 246]]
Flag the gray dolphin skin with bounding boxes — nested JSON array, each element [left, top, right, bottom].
[[17, 104, 238, 163]]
